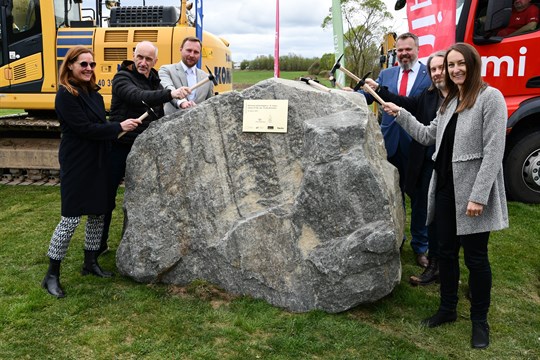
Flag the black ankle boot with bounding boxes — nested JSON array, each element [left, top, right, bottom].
[[422, 309, 457, 328], [42, 259, 65, 298], [471, 321, 489, 349], [410, 257, 439, 286], [82, 250, 114, 278]]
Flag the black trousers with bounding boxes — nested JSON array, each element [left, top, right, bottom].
[[102, 143, 131, 244], [435, 181, 491, 322]]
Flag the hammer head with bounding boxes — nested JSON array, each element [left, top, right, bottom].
[[330, 53, 344, 76], [205, 65, 219, 86], [328, 75, 336, 88], [300, 77, 319, 84], [141, 100, 158, 120], [353, 71, 372, 92]]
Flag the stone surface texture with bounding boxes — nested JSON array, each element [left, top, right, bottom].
[[116, 78, 404, 313]]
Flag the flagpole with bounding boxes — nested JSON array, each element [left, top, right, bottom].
[[332, 0, 345, 86], [195, 0, 203, 68], [274, 0, 280, 78]]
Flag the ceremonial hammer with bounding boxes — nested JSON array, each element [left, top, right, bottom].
[[330, 54, 388, 106], [189, 65, 219, 91], [300, 77, 331, 92], [118, 100, 157, 139]]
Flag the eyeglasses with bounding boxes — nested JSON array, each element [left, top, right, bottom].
[[78, 61, 97, 69]]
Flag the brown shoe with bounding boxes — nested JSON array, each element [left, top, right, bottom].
[[416, 253, 429, 268]]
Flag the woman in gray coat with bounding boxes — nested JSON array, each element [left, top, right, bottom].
[[383, 43, 508, 349]]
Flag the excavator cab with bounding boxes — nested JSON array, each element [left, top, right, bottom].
[[1, 0, 42, 89]]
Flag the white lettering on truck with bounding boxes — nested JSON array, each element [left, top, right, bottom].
[[481, 47, 527, 77]]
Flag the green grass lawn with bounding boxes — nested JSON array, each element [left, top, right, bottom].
[[0, 109, 24, 116], [233, 70, 332, 90], [1, 185, 538, 359]]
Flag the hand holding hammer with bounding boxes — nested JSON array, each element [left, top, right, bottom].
[[330, 54, 388, 106], [188, 65, 219, 91], [118, 100, 158, 138]]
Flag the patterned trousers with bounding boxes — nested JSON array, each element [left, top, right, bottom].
[[47, 215, 104, 260]]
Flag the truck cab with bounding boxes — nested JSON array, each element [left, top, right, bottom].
[[460, 0, 540, 203]]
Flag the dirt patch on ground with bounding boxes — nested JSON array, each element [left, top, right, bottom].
[[168, 281, 239, 308]]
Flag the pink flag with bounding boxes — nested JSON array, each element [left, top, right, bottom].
[[274, 0, 280, 78], [406, 0, 456, 59]]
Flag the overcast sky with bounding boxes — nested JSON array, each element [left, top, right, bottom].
[[105, 0, 408, 62], [203, 0, 409, 62]]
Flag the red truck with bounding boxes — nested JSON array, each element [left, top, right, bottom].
[[397, 0, 540, 203]]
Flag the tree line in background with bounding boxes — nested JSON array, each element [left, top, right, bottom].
[[237, 0, 392, 88]]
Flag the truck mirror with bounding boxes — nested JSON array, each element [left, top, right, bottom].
[[483, 0, 512, 33], [394, 0, 406, 11]]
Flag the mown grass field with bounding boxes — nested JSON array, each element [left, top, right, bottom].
[[232, 70, 332, 90], [1, 185, 539, 359]]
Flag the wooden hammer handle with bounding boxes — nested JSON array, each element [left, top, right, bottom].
[[362, 85, 387, 107], [338, 67, 361, 83], [307, 80, 331, 93], [117, 111, 149, 139], [189, 77, 210, 91]]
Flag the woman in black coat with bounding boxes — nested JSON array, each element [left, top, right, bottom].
[[42, 46, 141, 298]]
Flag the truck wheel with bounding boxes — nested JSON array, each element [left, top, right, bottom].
[[504, 131, 540, 203]]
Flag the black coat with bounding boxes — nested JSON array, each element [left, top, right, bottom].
[[56, 85, 122, 216], [109, 60, 171, 146], [377, 86, 440, 196]]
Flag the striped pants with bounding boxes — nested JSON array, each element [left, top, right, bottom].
[[47, 215, 104, 260]]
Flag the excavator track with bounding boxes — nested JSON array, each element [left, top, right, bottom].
[[0, 113, 61, 185]]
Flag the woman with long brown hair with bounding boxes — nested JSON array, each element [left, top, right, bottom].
[[42, 46, 140, 298], [383, 42, 508, 349]]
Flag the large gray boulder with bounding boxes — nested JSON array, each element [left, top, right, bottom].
[[116, 78, 404, 313]]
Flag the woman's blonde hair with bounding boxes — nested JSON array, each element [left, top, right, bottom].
[[58, 46, 97, 96]]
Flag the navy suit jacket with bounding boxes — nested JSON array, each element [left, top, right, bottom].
[[365, 63, 431, 159]]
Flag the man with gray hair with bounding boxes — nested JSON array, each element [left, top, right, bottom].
[[361, 32, 432, 268], [366, 50, 448, 285]]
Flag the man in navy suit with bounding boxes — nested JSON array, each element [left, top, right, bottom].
[[362, 32, 431, 267]]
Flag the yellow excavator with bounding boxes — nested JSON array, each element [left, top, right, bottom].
[[379, 32, 397, 70], [0, 0, 232, 182]]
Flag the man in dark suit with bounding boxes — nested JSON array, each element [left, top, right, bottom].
[[366, 50, 448, 285], [362, 32, 431, 267], [159, 36, 214, 115]]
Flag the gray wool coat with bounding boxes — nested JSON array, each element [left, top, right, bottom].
[[395, 86, 509, 235]]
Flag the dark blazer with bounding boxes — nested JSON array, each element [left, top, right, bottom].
[[364, 63, 431, 159], [377, 86, 440, 196], [55, 85, 122, 216]]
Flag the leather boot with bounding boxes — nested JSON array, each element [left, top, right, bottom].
[[81, 250, 114, 278], [410, 257, 439, 286], [42, 259, 65, 298], [471, 321, 490, 349], [422, 309, 457, 328]]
